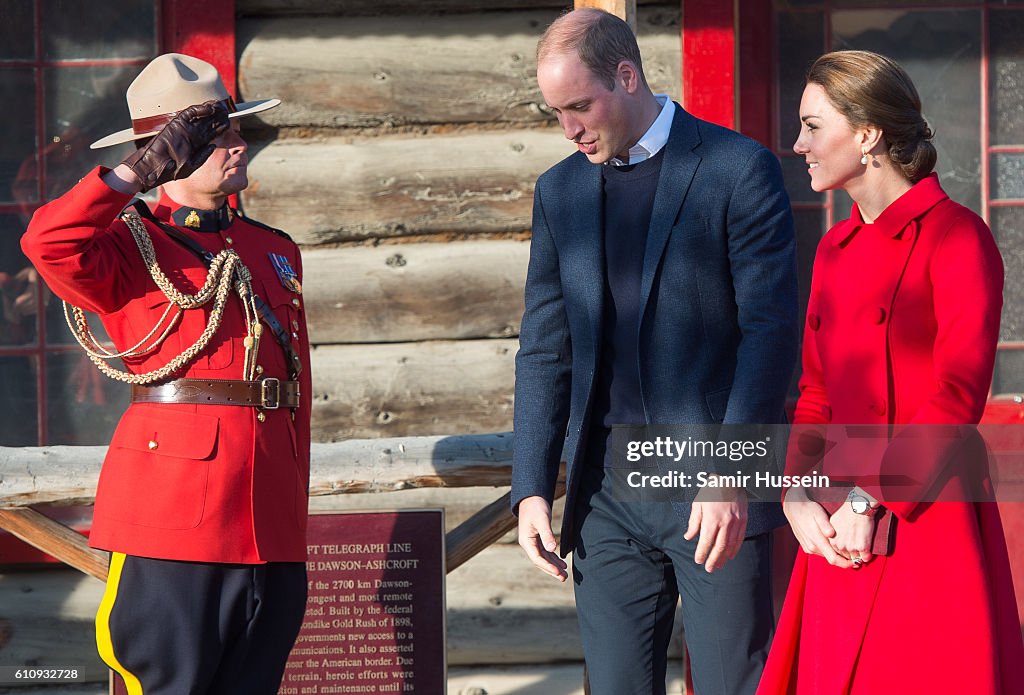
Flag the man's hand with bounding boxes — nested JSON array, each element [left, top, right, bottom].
[[684, 483, 748, 572], [517, 496, 568, 582], [782, 486, 852, 569], [121, 100, 230, 192]]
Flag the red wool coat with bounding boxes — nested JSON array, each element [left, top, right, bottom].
[[758, 175, 1024, 694], [21, 167, 312, 563]]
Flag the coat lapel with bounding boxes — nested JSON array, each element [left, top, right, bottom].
[[639, 105, 702, 314], [564, 157, 605, 349]]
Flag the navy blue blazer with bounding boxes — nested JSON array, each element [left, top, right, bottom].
[[512, 104, 799, 555]]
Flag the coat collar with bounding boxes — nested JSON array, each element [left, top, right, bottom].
[[833, 173, 948, 246], [154, 195, 236, 233]]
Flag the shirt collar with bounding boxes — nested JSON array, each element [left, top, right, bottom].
[[608, 94, 674, 167], [154, 195, 235, 233], [833, 173, 949, 246]]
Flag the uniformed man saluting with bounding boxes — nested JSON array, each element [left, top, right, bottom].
[[21, 54, 311, 694]]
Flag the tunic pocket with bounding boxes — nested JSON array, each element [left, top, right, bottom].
[[103, 408, 218, 529]]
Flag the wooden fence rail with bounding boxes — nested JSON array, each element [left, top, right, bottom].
[[0, 434, 564, 582]]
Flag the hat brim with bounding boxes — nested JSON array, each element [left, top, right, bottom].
[[89, 98, 281, 150]]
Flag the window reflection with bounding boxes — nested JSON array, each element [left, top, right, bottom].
[[0, 0, 34, 61], [46, 352, 129, 445], [832, 9, 982, 215], [42, 0, 155, 61]]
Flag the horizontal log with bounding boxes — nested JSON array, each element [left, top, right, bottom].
[[302, 240, 528, 344], [310, 338, 515, 439], [237, 0, 670, 17], [309, 339, 514, 435], [244, 129, 565, 243], [0, 431, 517, 507], [447, 545, 686, 664], [238, 8, 681, 128], [448, 663, 688, 695]]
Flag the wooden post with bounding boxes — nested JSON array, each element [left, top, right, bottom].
[[574, 0, 636, 32]]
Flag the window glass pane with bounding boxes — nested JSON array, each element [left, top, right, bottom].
[[0, 0, 35, 60], [776, 11, 825, 150], [990, 9, 1024, 147], [992, 207, 1024, 343], [832, 9, 982, 215], [993, 350, 1024, 397], [43, 65, 142, 199], [42, 0, 156, 61], [791, 208, 827, 396], [1, 215, 39, 348], [992, 153, 1024, 200], [781, 155, 825, 204], [0, 354, 38, 445], [0, 68, 38, 206], [46, 352, 129, 445]]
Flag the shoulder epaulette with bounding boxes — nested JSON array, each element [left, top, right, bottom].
[[234, 210, 293, 242]]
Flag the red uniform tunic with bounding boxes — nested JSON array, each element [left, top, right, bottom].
[[21, 166, 312, 563], [758, 174, 1024, 693]]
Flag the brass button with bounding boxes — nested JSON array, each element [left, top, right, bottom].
[[255, 365, 264, 375], [292, 332, 298, 339], [291, 298, 301, 308], [225, 236, 233, 245], [292, 320, 299, 330], [257, 412, 266, 422], [147, 440, 159, 450]]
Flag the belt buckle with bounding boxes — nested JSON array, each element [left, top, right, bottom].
[[260, 377, 281, 410]]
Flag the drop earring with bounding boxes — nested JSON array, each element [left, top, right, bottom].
[[860, 151, 869, 165]]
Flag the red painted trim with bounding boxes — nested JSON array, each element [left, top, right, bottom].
[[738, 0, 773, 146], [682, 0, 736, 129], [161, 0, 236, 97]]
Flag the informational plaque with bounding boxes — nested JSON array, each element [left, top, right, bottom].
[[111, 509, 446, 695]]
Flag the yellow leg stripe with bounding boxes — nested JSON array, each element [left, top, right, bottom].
[[95, 552, 144, 695]]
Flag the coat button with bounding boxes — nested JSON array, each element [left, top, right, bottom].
[[292, 298, 301, 308], [873, 307, 886, 324], [147, 440, 159, 450], [257, 412, 266, 423], [870, 400, 887, 416], [808, 314, 820, 331], [292, 320, 299, 330]]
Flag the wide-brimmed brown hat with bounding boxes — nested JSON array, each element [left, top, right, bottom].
[[90, 53, 279, 149]]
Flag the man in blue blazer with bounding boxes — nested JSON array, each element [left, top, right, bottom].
[[512, 9, 798, 695]]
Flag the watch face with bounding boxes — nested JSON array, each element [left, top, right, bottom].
[[851, 496, 869, 514]]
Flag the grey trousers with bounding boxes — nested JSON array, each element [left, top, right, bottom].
[[572, 464, 775, 695]]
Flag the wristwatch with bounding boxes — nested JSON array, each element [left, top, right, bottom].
[[847, 489, 878, 516]]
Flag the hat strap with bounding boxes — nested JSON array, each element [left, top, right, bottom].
[[132, 97, 236, 136]]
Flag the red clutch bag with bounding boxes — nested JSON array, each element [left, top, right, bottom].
[[809, 485, 896, 556]]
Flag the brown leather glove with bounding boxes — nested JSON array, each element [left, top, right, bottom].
[[121, 100, 230, 192]]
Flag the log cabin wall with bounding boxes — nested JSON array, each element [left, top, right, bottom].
[[235, 0, 682, 442]]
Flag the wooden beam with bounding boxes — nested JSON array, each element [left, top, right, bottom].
[[575, 0, 636, 31], [0, 434, 519, 507], [445, 475, 565, 573], [0, 508, 108, 581]]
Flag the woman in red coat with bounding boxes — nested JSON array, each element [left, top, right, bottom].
[[758, 51, 1024, 693]]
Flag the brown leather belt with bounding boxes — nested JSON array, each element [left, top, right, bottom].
[[131, 377, 300, 409]]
